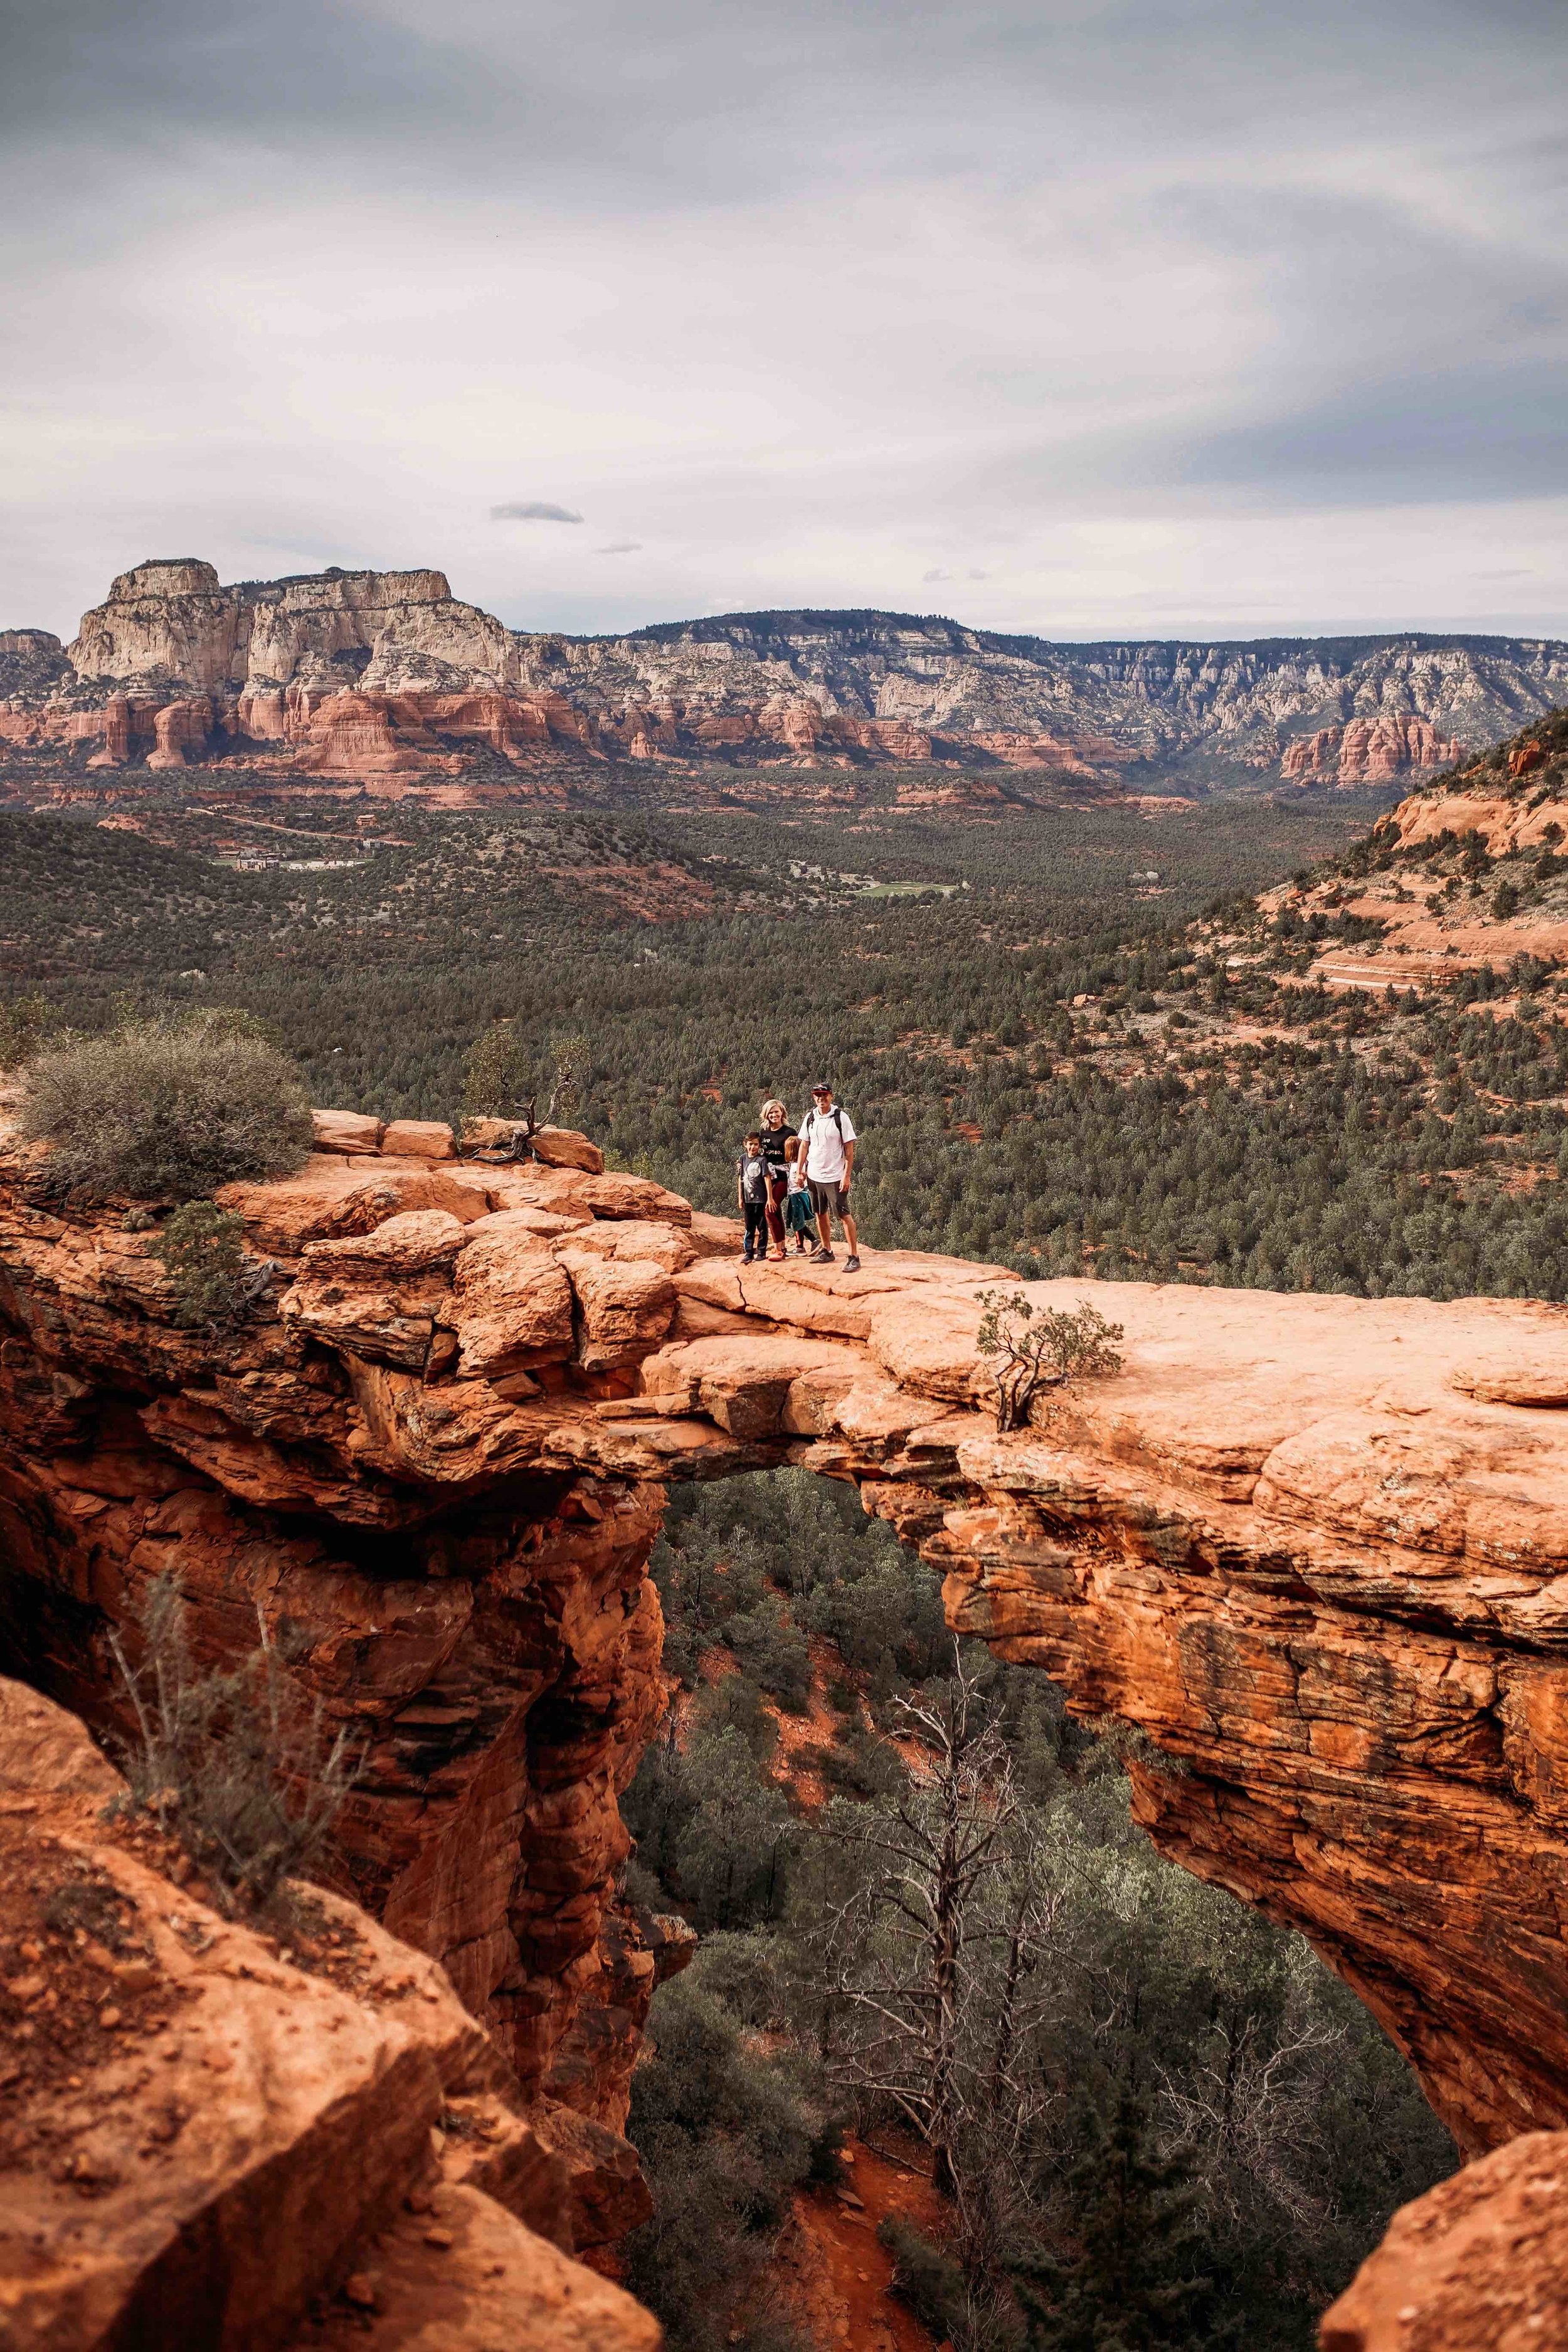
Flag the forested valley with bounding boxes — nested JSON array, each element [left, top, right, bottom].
[[6, 719, 1568, 2345], [7, 736, 1568, 1298], [616, 1470, 1454, 2352]]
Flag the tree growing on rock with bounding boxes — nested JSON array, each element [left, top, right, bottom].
[[975, 1292, 1125, 1432], [461, 1022, 591, 1152], [148, 1200, 275, 1331]]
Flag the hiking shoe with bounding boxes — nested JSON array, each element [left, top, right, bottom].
[[810, 1247, 835, 1263], [843, 1254, 861, 1273]]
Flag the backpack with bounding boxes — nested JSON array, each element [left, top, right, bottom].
[[803, 1106, 847, 1150]]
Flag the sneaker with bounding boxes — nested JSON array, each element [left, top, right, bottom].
[[810, 1247, 835, 1263], [741, 1249, 755, 1263], [843, 1254, 861, 1272]]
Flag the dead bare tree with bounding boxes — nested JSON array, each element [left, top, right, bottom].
[[818, 1650, 1058, 2232], [108, 1570, 360, 1915], [1152, 2001, 1349, 2237]]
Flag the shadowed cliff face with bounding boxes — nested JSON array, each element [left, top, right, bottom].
[[5, 1115, 1568, 2175]]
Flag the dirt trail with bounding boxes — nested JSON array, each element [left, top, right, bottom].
[[773, 2137, 949, 2351]]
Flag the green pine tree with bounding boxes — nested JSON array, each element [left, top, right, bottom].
[[1012, 2086, 1210, 2351]]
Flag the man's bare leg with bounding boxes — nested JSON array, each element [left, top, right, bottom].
[[840, 1208, 859, 1255]]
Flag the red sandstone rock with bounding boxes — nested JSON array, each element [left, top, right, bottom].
[[295, 690, 431, 776], [1318, 2128, 1568, 2349], [447, 1212, 576, 1377], [381, 1119, 457, 1162], [216, 1158, 490, 1253], [15, 1128, 1568, 2180], [289, 2180, 659, 2352], [1281, 716, 1459, 786], [0, 1677, 121, 1801], [530, 1128, 607, 1175], [558, 1248, 676, 1374], [312, 1108, 385, 1156], [0, 1680, 656, 2352]]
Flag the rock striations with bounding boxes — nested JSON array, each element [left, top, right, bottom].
[[6, 1116, 1568, 2158], [4, 561, 1565, 792], [13, 1117, 1568, 2339], [0, 1674, 660, 2351]]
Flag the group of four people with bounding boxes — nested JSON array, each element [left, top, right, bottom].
[[735, 1082, 860, 1270]]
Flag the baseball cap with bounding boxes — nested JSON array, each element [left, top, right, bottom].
[[810, 1081, 833, 1095]]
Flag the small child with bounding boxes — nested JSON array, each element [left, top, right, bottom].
[[783, 1136, 815, 1255], [736, 1132, 769, 1263]]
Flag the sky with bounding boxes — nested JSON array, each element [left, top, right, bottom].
[[3, 0, 1566, 645]]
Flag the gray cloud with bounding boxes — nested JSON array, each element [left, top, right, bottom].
[[596, 541, 642, 554], [1, 0, 1565, 640], [490, 501, 584, 522]]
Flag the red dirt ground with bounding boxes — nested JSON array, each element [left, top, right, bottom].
[[774, 2136, 949, 2352]]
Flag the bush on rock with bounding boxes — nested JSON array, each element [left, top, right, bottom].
[[16, 1012, 314, 1201], [149, 1200, 270, 1330]]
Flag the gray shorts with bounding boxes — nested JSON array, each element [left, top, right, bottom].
[[807, 1179, 845, 1218]]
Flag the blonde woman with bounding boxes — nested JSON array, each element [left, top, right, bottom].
[[756, 1098, 797, 1261]]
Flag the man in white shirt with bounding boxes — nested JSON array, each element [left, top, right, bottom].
[[800, 1081, 860, 1271]]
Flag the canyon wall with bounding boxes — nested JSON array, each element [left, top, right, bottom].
[[0, 1676, 662, 2351], [6, 559, 1565, 789], [8, 1115, 1568, 2166]]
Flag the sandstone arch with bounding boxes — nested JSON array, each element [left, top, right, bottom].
[[4, 1121, 1568, 2175]]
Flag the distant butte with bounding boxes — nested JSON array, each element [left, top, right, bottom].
[[3, 557, 1565, 798]]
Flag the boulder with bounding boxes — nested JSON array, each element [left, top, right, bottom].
[[686, 1209, 746, 1258], [530, 1128, 606, 1175], [1319, 2129, 1568, 2349], [381, 1120, 457, 1162], [558, 1251, 676, 1374], [558, 1217, 696, 1274], [287, 2181, 659, 2352], [459, 1116, 525, 1155], [0, 1802, 492, 2352], [217, 1163, 490, 1255], [447, 1214, 576, 1379], [0, 1678, 122, 1801], [638, 1333, 864, 1441], [312, 1109, 384, 1157]]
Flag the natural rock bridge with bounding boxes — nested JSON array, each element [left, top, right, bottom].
[[6, 1111, 1568, 2213]]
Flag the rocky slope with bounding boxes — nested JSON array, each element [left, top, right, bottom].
[[1248, 702, 1568, 989], [4, 559, 1565, 793], [0, 1674, 661, 2352], [7, 1113, 1568, 2167]]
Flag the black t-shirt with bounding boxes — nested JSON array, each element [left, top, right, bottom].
[[736, 1152, 769, 1203], [756, 1123, 797, 1171]]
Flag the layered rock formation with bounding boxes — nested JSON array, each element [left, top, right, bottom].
[[1280, 714, 1461, 787], [5, 561, 1565, 789], [0, 1675, 659, 2351], [8, 1115, 1568, 2169]]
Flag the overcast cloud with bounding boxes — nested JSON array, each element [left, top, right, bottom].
[[2, 0, 1565, 642]]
